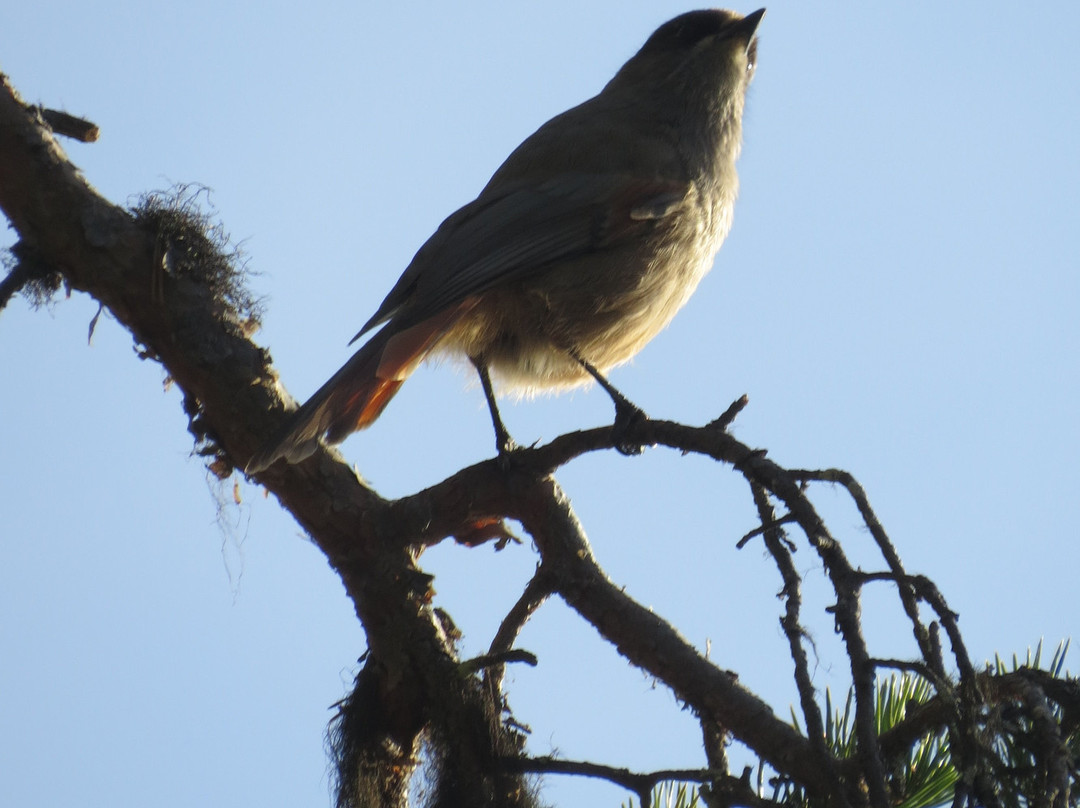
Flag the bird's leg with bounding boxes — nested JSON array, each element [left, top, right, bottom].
[[470, 356, 518, 459], [569, 351, 647, 456]]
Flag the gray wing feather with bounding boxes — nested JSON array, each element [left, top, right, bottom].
[[352, 174, 690, 341]]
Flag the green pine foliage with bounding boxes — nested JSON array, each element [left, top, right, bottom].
[[619, 641, 1074, 808]]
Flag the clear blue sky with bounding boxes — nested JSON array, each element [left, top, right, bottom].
[[3, 2, 1078, 806]]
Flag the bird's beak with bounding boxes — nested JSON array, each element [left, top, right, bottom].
[[733, 8, 766, 50]]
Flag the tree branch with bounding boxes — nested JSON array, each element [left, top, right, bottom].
[[5, 71, 1075, 807], [39, 106, 100, 142]]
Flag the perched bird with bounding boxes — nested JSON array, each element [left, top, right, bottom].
[[246, 8, 763, 474]]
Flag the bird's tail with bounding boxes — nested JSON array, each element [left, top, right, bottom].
[[244, 333, 403, 474], [245, 300, 475, 474]]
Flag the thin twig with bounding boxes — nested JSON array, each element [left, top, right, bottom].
[[791, 469, 939, 676], [736, 511, 797, 549], [748, 481, 846, 804], [459, 649, 538, 676], [496, 754, 730, 806]]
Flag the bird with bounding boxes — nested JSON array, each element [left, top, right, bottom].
[[246, 8, 764, 474]]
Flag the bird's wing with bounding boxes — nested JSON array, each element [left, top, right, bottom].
[[351, 173, 693, 341]]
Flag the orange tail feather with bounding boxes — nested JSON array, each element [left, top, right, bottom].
[[324, 377, 404, 444], [245, 299, 477, 474]]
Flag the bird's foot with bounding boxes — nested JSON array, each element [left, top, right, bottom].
[[612, 402, 648, 456], [494, 431, 522, 471]]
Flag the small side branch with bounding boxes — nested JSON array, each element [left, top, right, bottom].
[[747, 481, 844, 799], [484, 570, 556, 697], [708, 394, 750, 431], [38, 107, 100, 142]]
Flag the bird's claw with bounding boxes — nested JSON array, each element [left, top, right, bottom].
[[612, 403, 647, 456], [495, 435, 521, 470]]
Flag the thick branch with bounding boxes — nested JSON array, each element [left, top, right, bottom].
[[0, 72, 532, 808], [512, 475, 832, 795]]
